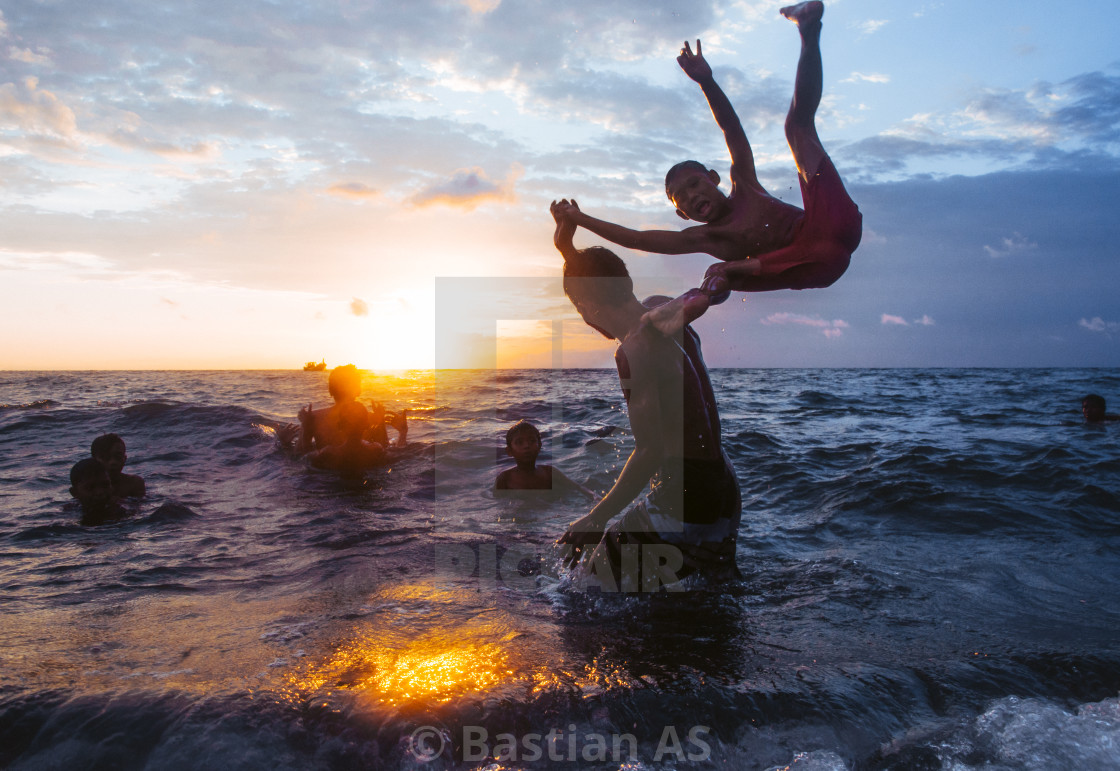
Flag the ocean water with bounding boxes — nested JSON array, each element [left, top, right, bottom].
[[1, 367, 1119, 770]]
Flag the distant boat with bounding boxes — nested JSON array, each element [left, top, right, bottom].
[[303, 359, 326, 371]]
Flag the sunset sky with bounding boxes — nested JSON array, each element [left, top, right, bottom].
[[1, 0, 1118, 369]]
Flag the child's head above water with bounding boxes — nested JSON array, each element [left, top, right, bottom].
[[69, 458, 114, 510], [506, 420, 542, 465], [91, 433, 126, 475], [328, 364, 362, 403], [1082, 393, 1108, 423]]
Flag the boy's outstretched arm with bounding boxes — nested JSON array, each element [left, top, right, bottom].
[[552, 198, 707, 256], [678, 40, 759, 190]]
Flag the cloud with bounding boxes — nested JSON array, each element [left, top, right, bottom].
[[327, 182, 379, 200], [762, 312, 849, 338], [349, 297, 369, 317], [855, 20, 889, 36], [842, 72, 890, 84], [462, 0, 501, 14], [882, 313, 935, 327], [409, 164, 522, 209], [846, 66, 1120, 180], [0, 77, 77, 139], [104, 129, 220, 160], [1080, 317, 1120, 334], [0, 248, 116, 274], [9, 47, 51, 65], [983, 232, 1037, 258]]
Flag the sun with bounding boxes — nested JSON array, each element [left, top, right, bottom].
[[342, 291, 437, 371]]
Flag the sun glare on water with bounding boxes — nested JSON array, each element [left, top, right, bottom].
[[288, 636, 516, 706]]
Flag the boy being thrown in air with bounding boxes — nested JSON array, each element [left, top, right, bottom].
[[552, 1, 861, 333]]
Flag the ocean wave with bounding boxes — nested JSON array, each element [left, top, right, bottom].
[[0, 399, 59, 411]]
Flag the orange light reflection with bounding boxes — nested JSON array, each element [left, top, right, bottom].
[[287, 636, 517, 706]]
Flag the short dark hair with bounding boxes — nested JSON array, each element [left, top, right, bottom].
[[71, 457, 107, 486], [665, 160, 710, 199], [562, 246, 633, 308], [91, 433, 123, 458], [328, 364, 362, 402], [505, 420, 540, 448], [1083, 393, 1106, 410]]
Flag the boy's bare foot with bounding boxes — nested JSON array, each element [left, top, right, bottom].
[[781, 1, 823, 28], [642, 289, 712, 336]]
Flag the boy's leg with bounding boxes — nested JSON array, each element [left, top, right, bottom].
[[781, 1, 827, 182]]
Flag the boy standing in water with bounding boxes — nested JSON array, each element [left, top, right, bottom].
[[552, 1, 861, 332], [69, 458, 123, 522], [495, 420, 595, 497], [292, 364, 407, 452], [307, 401, 389, 474], [91, 433, 145, 498], [551, 206, 741, 590]]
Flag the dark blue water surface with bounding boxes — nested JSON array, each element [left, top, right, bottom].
[[1, 368, 1119, 770]]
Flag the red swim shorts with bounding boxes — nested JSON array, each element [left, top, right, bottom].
[[756, 156, 862, 290]]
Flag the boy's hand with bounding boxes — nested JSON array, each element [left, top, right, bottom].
[[298, 403, 314, 425], [677, 39, 712, 83], [277, 423, 299, 447], [558, 512, 604, 568], [550, 198, 580, 225], [551, 199, 579, 253]]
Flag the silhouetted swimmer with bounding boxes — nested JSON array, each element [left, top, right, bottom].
[[69, 458, 124, 523], [307, 401, 390, 475], [551, 1, 861, 335], [551, 205, 741, 591], [1082, 394, 1120, 423], [280, 364, 408, 455], [293, 364, 370, 453], [495, 420, 595, 497], [91, 433, 145, 498]]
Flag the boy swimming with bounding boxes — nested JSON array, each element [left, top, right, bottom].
[[91, 433, 146, 498], [495, 420, 595, 497], [283, 364, 407, 453], [307, 401, 390, 475], [552, 1, 861, 333], [69, 457, 123, 523], [1082, 394, 1120, 423]]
